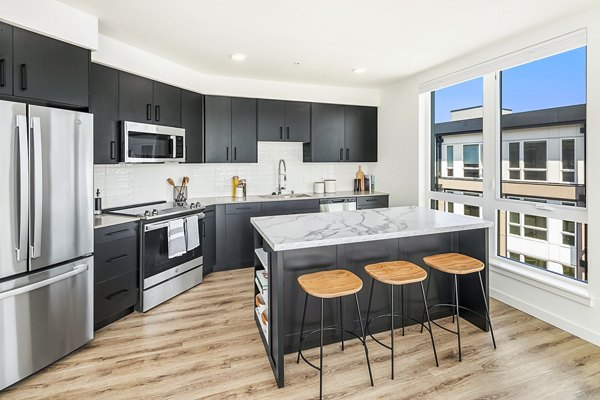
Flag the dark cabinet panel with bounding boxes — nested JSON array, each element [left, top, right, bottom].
[[345, 105, 377, 162], [0, 22, 12, 96], [356, 195, 389, 210], [153, 81, 181, 127], [90, 64, 120, 164], [181, 90, 204, 163], [221, 209, 261, 270], [305, 103, 345, 162], [202, 207, 216, 275], [204, 95, 232, 163], [258, 99, 285, 141], [232, 97, 257, 163], [118, 71, 154, 123], [13, 27, 89, 107], [94, 271, 138, 330], [284, 101, 310, 142]]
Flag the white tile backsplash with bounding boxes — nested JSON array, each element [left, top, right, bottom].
[[95, 142, 377, 208]]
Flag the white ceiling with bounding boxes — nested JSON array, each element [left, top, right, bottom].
[[60, 0, 597, 88]]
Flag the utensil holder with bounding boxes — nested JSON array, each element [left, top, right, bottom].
[[173, 186, 188, 204]]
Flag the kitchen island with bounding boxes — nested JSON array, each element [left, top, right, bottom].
[[251, 206, 493, 387]]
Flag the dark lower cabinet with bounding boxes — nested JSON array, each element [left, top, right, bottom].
[[12, 27, 89, 107], [202, 206, 216, 275], [90, 64, 120, 164], [0, 22, 13, 96], [153, 81, 181, 127], [94, 222, 139, 330], [119, 71, 154, 123], [356, 195, 389, 210], [181, 89, 204, 163]]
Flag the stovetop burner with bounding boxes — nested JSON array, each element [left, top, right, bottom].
[[106, 200, 203, 220]]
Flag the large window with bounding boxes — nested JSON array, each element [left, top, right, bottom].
[[428, 43, 588, 283]]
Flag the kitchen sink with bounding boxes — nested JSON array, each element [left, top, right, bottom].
[[259, 193, 312, 200]]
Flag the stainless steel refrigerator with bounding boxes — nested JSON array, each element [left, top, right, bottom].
[[0, 100, 94, 390]]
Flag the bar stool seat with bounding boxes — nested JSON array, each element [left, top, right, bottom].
[[423, 253, 484, 275], [298, 269, 362, 298], [365, 261, 427, 285]]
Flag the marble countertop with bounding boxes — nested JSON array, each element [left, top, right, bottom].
[[94, 214, 140, 229], [251, 206, 494, 252]]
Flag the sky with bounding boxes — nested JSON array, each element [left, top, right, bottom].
[[434, 47, 587, 123]]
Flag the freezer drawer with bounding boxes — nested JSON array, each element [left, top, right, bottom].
[[0, 257, 93, 390]]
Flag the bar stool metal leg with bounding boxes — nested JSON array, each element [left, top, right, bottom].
[[390, 284, 395, 379], [420, 267, 432, 334], [454, 274, 462, 362], [478, 271, 497, 349], [364, 278, 375, 343], [319, 298, 324, 400], [296, 293, 308, 364], [354, 293, 374, 386], [339, 297, 345, 351], [400, 285, 405, 336], [451, 279, 456, 324], [420, 281, 439, 367]]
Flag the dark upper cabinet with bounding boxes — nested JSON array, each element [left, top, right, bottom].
[[90, 64, 120, 164], [304, 103, 345, 162], [119, 71, 154, 123], [181, 89, 204, 163], [204, 95, 232, 163], [258, 99, 284, 140], [153, 81, 181, 127], [0, 22, 13, 96], [344, 105, 377, 162], [258, 99, 310, 142], [304, 103, 377, 162], [205, 95, 257, 163], [231, 97, 257, 163], [12, 27, 89, 107]]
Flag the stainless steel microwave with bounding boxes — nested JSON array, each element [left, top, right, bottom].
[[122, 121, 185, 163]]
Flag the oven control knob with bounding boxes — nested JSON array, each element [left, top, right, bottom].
[[144, 210, 150, 217], [195, 202, 201, 208], [190, 203, 195, 209], [151, 209, 159, 216]]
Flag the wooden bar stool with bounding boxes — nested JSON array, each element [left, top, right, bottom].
[[296, 269, 373, 399], [363, 261, 439, 380], [421, 253, 497, 361]]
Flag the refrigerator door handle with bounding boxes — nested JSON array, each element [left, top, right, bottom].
[[16, 115, 29, 262], [30, 117, 43, 259], [0, 264, 89, 301]]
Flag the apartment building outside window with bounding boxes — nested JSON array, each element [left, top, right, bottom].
[[427, 43, 588, 282]]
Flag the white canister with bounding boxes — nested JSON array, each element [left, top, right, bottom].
[[324, 179, 336, 193], [313, 181, 325, 194]]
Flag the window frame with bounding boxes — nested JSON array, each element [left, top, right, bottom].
[[560, 138, 576, 183], [421, 42, 589, 288], [522, 140, 548, 182]]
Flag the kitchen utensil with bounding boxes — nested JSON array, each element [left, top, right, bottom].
[[324, 179, 336, 193], [313, 181, 325, 194], [354, 179, 362, 192]]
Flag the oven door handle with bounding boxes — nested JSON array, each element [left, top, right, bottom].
[[144, 213, 205, 232]]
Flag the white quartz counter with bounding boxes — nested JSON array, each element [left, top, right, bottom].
[[251, 206, 493, 252]]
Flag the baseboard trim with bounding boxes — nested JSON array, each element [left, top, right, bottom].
[[490, 287, 600, 347]]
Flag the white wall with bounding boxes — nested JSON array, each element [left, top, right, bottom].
[[378, 5, 600, 345], [92, 34, 379, 106], [0, 0, 98, 50], [94, 142, 377, 208]]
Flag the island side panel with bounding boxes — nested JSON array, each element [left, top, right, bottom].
[[456, 228, 490, 331]]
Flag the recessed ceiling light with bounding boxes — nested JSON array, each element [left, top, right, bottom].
[[294, 61, 301, 66], [352, 67, 367, 74], [230, 53, 247, 61]]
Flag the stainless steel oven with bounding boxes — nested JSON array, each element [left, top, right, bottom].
[[122, 121, 185, 163], [141, 212, 204, 311]]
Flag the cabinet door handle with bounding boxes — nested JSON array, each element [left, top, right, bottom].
[[155, 105, 160, 122], [226, 146, 229, 161], [202, 221, 206, 237], [346, 148, 350, 160], [286, 126, 290, 139], [146, 104, 152, 120], [20, 64, 27, 91], [0, 59, 5, 87], [279, 126, 283, 139], [106, 289, 129, 301], [106, 228, 129, 236], [340, 148, 343, 160], [107, 254, 128, 263], [234, 147, 237, 160], [110, 141, 117, 160]]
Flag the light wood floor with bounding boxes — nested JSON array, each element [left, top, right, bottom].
[[3, 268, 600, 400]]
